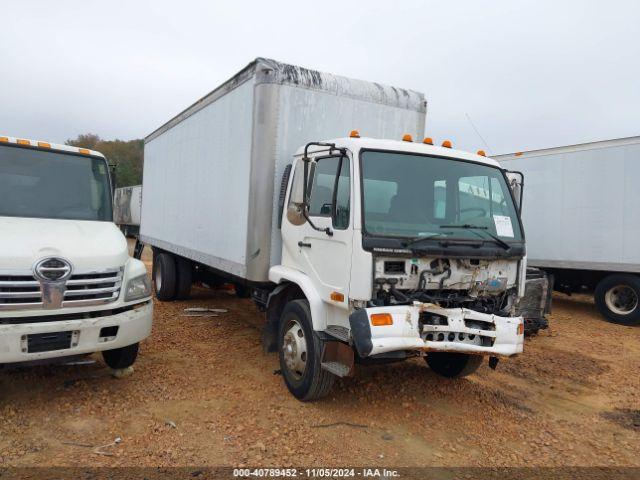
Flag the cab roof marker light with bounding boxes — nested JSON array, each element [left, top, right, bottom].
[[423, 137, 433, 145], [442, 140, 452, 148], [38, 141, 51, 148], [477, 150, 486, 156], [349, 130, 360, 138], [17, 139, 30, 145], [515, 152, 523, 156], [0, 136, 8, 143], [402, 134, 413, 142], [78, 148, 91, 155]]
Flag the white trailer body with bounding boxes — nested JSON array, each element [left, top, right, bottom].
[[113, 185, 142, 229], [140, 58, 426, 283], [496, 136, 640, 323]]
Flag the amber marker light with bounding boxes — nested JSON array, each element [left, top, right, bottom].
[[370, 313, 393, 326], [402, 134, 413, 142], [423, 137, 433, 145], [330, 292, 345, 302], [350, 130, 360, 138], [442, 140, 452, 148]]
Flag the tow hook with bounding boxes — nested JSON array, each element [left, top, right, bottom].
[[489, 356, 500, 370]]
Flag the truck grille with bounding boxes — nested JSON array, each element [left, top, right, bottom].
[[0, 268, 123, 311]]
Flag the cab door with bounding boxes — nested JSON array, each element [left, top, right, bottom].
[[282, 154, 353, 321]]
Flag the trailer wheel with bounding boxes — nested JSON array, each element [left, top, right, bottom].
[[175, 257, 193, 300], [278, 300, 335, 401], [425, 352, 483, 378], [102, 342, 139, 369], [595, 274, 640, 325], [153, 253, 177, 301]]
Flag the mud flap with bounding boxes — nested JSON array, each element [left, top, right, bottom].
[[348, 309, 373, 358]]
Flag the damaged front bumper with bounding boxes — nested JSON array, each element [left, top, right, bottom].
[[349, 303, 524, 358]]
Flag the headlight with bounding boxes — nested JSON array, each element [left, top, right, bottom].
[[124, 273, 151, 302]]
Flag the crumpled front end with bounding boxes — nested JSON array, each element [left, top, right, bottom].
[[349, 303, 524, 358]]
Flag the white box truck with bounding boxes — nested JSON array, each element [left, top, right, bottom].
[[114, 184, 142, 237], [0, 136, 152, 369], [496, 136, 640, 325], [141, 58, 526, 400]]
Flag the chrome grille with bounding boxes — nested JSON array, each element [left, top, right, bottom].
[[63, 269, 123, 307], [0, 268, 123, 311], [0, 275, 43, 309]]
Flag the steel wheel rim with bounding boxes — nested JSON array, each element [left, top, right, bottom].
[[605, 284, 638, 315], [282, 318, 307, 380]]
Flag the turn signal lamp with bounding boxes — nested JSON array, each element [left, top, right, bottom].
[[38, 141, 51, 148], [349, 130, 360, 138], [79, 148, 91, 155], [17, 139, 30, 145], [442, 140, 452, 148], [422, 137, 433, 145], [370, 313, 393, 326], [330, 291, 345, 302], [402, 134, 413, 142], [477, 150, 486, 157]]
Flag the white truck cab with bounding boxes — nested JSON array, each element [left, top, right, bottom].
[[266, 134, 525, 399], [0, 136, 152, 369]]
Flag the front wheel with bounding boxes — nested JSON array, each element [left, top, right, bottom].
[[278, 300, 335, 401], [594, 274, 640, 325], [425, 352, 483, 378], [102, 343, 139, 369]]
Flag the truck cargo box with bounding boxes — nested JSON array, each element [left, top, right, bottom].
[[140, 58, 426, 283], [114, 185, 142, 226], [495, 136, 640, 273]]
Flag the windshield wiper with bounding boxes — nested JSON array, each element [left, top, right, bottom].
[[439, 224, 511, 251], [403, 233, 449, 248]]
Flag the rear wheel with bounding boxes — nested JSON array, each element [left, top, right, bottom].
[[153, 253, 177, 301], [425, 352, 483, 378], [102, 343, 139, 369], [175, 257, 193, 300], [595, 274, 640, 325], [278, 300, 335, 401]]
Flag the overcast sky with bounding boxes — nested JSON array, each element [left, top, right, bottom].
[[2, 0, 638, 154]]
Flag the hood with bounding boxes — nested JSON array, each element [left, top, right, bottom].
[[0, 216, 128, 272]]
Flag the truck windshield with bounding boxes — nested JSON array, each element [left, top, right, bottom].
[[360, 150, 522, 242], [0, 145, 112, 221]]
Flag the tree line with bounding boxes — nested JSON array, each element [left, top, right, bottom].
[[66, 133, 143, 188]]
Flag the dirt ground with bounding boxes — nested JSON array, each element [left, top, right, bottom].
[[0, 245, 638, 468]]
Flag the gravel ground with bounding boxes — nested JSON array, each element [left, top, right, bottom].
[[0, 246, 638, 468]]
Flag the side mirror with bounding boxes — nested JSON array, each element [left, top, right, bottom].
[[286, 161, 309, 226], [505, 170, 524, 213], [109, 164, 117, 197]]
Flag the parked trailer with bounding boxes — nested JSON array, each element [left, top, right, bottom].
[[113, 185, 142, 237], [141, 58, 527, 400], [496, 136, 640, 324]]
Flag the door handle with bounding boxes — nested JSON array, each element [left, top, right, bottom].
[[298, 241, 312, 248]]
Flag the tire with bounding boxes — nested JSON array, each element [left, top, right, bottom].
[[234, 283, 251, 298], [425, 352, 483, 378], [278, 300, 336, 401], [594, 274, 640, 325], [153, 253, 177, 301], [102, 343, 139, 369], [175, 257, 193, 300]]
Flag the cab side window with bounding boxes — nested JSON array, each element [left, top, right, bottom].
[[307, 156, 351, 229]]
